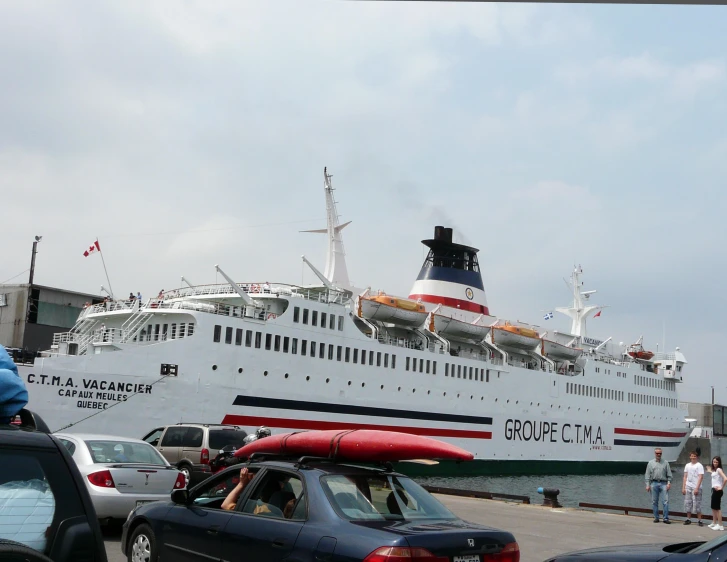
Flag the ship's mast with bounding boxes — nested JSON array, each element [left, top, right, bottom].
[[301, 167, 351, 288], [554, 265, 604, 337]]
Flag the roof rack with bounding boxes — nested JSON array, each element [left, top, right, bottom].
[[174, 422, 242, 429]]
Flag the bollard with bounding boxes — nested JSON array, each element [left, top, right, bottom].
[[537, 487, 562, 508]]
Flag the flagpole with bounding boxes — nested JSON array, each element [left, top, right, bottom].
[[97, 238, 115, 299]]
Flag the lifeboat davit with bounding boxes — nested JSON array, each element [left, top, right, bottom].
[[541, 339, 583, 361], [360, 294, 428, 327], [491, 323, 541, 351]]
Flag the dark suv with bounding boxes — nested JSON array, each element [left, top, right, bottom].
[[0, 410, 108, 562], [142, 423, 248, 486]]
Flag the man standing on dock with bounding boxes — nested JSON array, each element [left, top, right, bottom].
[[646, 447, 672, 523], [682, 451, 705, 526]]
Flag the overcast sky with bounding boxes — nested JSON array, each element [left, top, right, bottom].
[[1, 1, 725, 404]]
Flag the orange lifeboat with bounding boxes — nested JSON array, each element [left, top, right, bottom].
[[491, 323, 541, 351], [359, 293, 428, 327]]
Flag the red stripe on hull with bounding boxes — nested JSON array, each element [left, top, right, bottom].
[[221, 415, 492, 440], [409, 294, 490, 315], [615, 428, 688, 438]]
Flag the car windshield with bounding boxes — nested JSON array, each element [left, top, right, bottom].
[[321, 473, 457, 521], [84, 440, 167, 465], [209, 429, 248, 450]]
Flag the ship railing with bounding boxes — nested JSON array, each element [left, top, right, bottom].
[[81, 300, 137, 316], [161, 282, 349, 306], [140, 299, 268, 321], [653, 352, 677, 361]]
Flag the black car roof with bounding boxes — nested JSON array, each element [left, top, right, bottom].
[[0, 424, 57, 449]]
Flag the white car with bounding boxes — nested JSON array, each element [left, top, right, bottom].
[[55, 432, 186, 522]]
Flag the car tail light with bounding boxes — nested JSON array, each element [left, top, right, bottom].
[[483, 543, 520, 562], [201, 448, 209, 465], [363, 547, 448, 562], [87, 470, 115, 488], [174, 472, 187, 489]]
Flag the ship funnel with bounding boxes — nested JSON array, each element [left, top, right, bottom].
[[408, 226, 490, 315]]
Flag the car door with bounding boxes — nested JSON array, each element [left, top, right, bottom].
[[160, 468, 243, 562], [219, 468, 306, 562]]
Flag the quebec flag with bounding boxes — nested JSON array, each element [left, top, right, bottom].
[[543, 312, 554, 320]]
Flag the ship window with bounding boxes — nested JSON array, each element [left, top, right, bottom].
[[432, 361, 436, 375], [319, 342, 325, 359], [377, 352, 382, 367], [328, 345, 334, 360], [345, 347, 350, 362], [338, 316, 344, 331], [412, 358, 417, 372], [162, 324, 169, 340], [235, 328, 243, 346], [353, 349, 358, 363], [225, 327, 233, 344], [406, 357, 411, 371], [486, 369, 490, 383], [470, 367, 474, 380], [329, 315, 336, 330], [384, 354, 389, 368], [178, 323, 186, 338], [457, 365, 461, 378], [265, 334, 272, 350], [292, 338, 298, 354], [337, 346, 342, 361], [243, 330, 251, 347], [274, 335, 281, 352], [293, 307, 300, 323], [392, 355, 396, 369], [301, 340, 308, 355], [360, 350, 366, 364], [321, 312, 327, 327], [302, 309, 309, 324], [312, 311, 318, 327], [147, 324, 153, 341], [426, 360, 430, 374], [369, 352, 374, 366], [310, 341, 316, 357], [255, 332, 262, 349], [171, 324, 177, 339], [445, 363, 448, 377], [187, 323, 194, 336], [213, 325, 221, 343]]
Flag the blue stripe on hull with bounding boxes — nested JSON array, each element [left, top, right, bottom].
[[416, 266, 484, 290]]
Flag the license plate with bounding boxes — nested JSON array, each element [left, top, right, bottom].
[[454, 556, 480, 562]]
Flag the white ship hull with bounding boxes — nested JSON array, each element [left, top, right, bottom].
[[360, 299, 427, 327], [18, 296, 689, 471]]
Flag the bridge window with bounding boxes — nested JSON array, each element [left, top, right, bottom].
[[377, 352, 382, 367], [392, 355, 396, 369], [321, 312, 327, 327], [235, 328, 243, 346], [329, 315, 336, 330], [345, 347, 350, 362], [265, 334, 272, 350], [328, 345, 334, 360], [445, 363, 449, 377], [301, 340, 308, 355], [293, 307, 300, 323], [274, 335, 281, 352], [255, 331, 261, 349], [338, 316, 344, 331], [245, 331, 252, 347], [225, 327, 233, 345], [283, 336, 289, 353], [384, 354, 389, 368], [302, 309, 309, 325], [337, 346, 342, 361], [432, 361, 436, 375], [310, 341, 316, 357], [213, 325, 221, 343], [312, 311, 318, 327], [292, 338, 298, 354], [353, 349, 358, 364], [319, 342, 325, 359]]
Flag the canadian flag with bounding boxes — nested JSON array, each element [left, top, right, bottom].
[[594, 310, 602, 318], [83, 240, 101, 257]]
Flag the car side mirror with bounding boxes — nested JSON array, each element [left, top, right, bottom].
[[171, 489, 189, 505]]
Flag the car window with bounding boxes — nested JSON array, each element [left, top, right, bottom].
[[0, 451, 56, 553], [192, 467, 261, 509], [242, 469, 305, 520], [181, 427, 204, 448], [208, 429, 248, 450], [58, 438, 76, 456], [84, 440, 167, 465], [322, 474, 457, 521], [142, 428, 164, 446], [160, 427, 185, 446]]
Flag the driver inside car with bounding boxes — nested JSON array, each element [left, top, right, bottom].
[[222, 467, 297, 517]]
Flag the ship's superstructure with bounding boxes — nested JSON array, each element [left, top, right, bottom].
[[18, 168, 690, 474]]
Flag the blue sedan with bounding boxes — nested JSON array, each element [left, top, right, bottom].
[[120, 457, 520, 562]]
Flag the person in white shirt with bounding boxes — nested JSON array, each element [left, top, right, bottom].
[[683, 451, 705, 526], [708, 456, 726, 530]]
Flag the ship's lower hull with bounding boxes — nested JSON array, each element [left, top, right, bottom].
[[17, 341, 689, 474]]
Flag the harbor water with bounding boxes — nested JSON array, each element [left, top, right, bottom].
[[417, 465, 718, 516]]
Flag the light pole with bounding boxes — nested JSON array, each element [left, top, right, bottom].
[[28, 235, 42, 286], [712, 386, 715, 405]]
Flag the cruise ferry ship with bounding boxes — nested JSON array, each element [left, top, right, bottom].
[[19, 168, 689, 474]]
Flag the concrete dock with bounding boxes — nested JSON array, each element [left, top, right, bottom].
[[103, 495, 720, 562]]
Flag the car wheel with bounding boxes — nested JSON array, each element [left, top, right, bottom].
[[0, 539, 55, 562], [178, 463, 192, 487], [128, 524, 158, 562]]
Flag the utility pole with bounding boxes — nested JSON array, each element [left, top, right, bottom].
[[712, 386, 715, 405], [29, 236, 42, 285]]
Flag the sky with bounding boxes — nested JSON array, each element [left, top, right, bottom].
[[1, 0, 725, 404]]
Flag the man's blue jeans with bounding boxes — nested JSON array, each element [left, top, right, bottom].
[[651, 482, 669, 520]]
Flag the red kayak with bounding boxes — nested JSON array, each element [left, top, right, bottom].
[[232, 429, 474, 462]]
